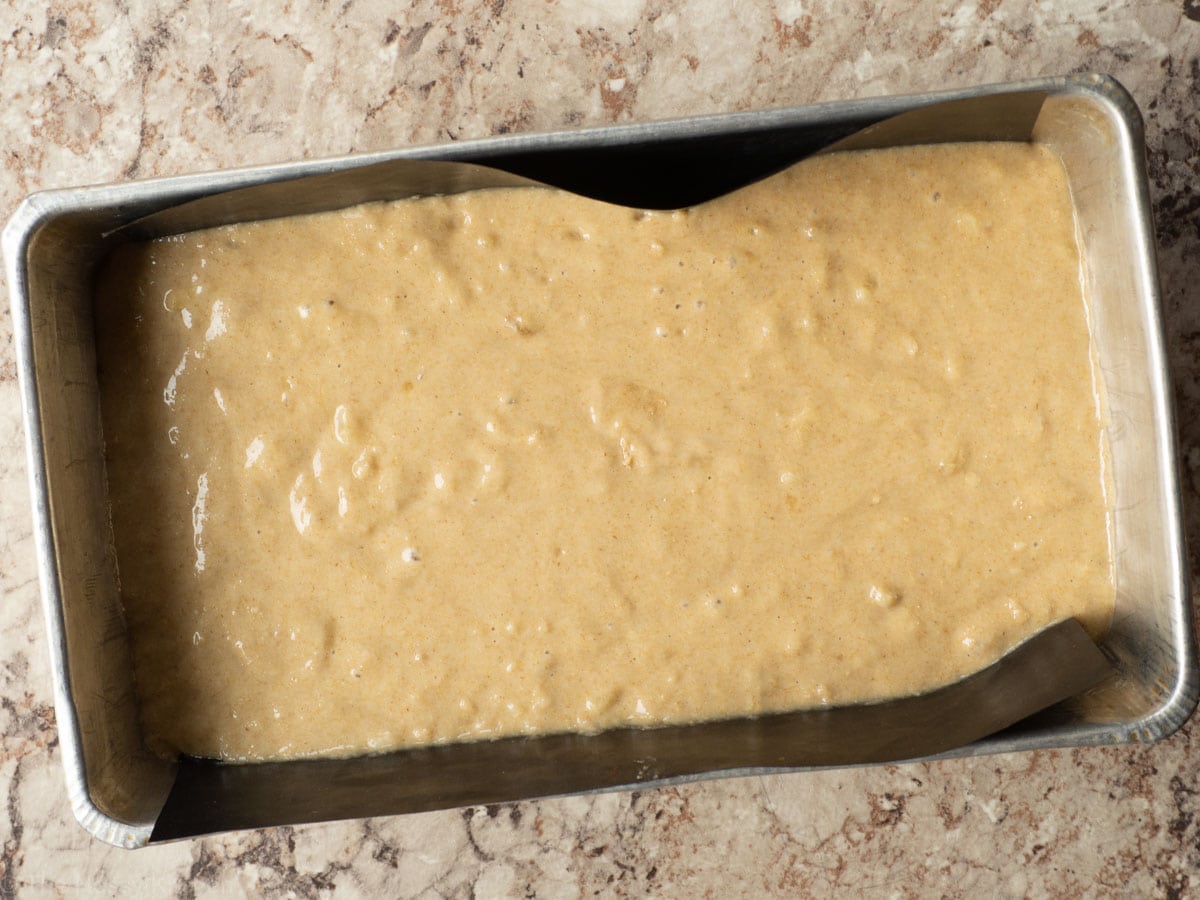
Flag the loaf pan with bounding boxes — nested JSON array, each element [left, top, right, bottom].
[[4, 74, 1194, 847]]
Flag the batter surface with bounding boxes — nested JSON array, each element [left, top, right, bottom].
[[96, 143, 1113, 761]]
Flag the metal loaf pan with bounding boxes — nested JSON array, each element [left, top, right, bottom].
[[5, 74, 1195, 847]]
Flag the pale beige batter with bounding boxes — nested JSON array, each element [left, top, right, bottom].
[[95, 143, 1113, 762]]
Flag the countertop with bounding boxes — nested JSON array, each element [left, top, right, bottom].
[[2, 1, 1199, 896]]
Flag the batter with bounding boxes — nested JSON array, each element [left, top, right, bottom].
[[95, 142, 1113, 761]]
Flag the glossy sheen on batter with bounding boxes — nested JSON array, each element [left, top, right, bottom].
[[96, 143, 1113, 761]]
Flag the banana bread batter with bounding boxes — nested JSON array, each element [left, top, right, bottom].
[[95, 143, 1113, 761]]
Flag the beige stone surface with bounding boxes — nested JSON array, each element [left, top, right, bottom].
[[1, 1, 1198, 896]]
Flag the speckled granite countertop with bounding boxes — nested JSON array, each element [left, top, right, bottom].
[[2, 2, 1199, 896]]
